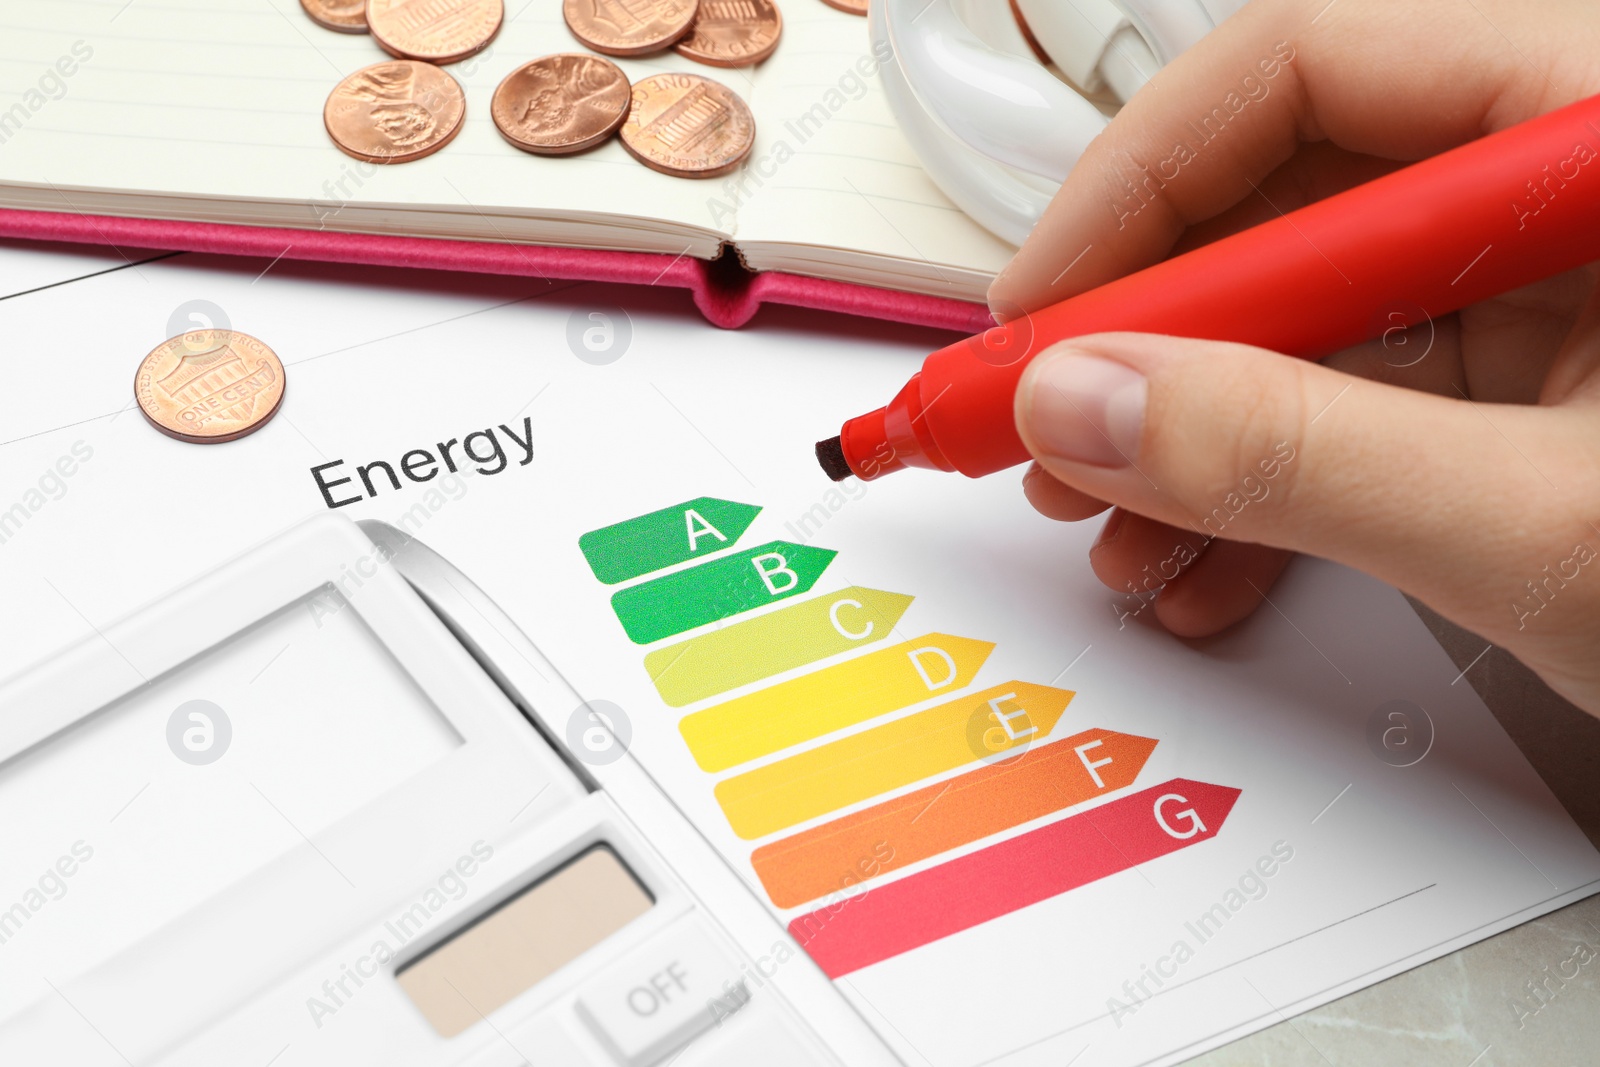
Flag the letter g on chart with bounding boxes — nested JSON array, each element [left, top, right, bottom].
[[1154, 793, 1205, 839]]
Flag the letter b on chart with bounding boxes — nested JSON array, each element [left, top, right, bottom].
[[166, 699, 232, 765], [566, 307, 632, 365], [751, 553, 798, 596]]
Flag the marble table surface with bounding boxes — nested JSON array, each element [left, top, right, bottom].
[[1188, 602, 1600, 1066]]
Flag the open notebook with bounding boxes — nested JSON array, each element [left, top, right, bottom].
[[0, 0, 1018, 302]]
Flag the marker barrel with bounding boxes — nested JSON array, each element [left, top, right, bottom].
[[837, 92, 1600, 480]]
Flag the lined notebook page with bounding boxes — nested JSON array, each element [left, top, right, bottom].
[[732, 7, 1013, 292], [0, 0, 1012, 282], [0, 0, 730, 252]]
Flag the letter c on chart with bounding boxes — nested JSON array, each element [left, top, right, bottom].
[[1154, 793, 1206, 839], [829, 598, 872, 640]]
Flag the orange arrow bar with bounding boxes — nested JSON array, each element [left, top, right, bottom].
[[752, 728, 1157, 908]]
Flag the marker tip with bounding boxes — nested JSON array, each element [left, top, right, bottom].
[[815, 436, 851, 482]]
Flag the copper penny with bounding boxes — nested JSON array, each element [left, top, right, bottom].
[[367, 0, 502, 64], [563, 0, 698, 57], [135, 331, 286, 444], [675, 0, 781, 66], [324, 60, 465, 164], [818, 0, 866, 16], [619, 72, 754, 178], [301, 0, 369, 33], [492, 54, 631, 155]]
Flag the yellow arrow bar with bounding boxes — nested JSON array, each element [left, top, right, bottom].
[[645, 587, 914, 707], [714, 681, 1074, 839], [679, 633, 995, 772]]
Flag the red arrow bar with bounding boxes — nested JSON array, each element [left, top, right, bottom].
[[789, 778, 1242, 978]]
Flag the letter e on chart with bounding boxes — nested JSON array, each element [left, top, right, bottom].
[[988, 693, 1036, 741]]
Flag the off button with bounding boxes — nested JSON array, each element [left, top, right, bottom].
[[576, 920, 751, 1066]]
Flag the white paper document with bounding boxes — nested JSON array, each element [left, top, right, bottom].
[[0, 251, 1594, 1066]]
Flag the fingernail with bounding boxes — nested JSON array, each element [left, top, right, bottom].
[[987, 270, 1013, 310], [987, 293, 1019, 325], [1022, 351, 1147, 467], [1091, 507, 1127, 549]]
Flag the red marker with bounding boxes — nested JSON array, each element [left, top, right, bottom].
[[817, 92, 1600, 482]]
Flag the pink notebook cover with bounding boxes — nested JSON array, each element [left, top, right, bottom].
[[0, 207, 993, 334]]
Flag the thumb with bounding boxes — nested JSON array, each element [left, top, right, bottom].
[[1013, 333, 1598, 638]]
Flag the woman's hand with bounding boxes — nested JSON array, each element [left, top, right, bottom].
[[989, 0, 1600, 713]]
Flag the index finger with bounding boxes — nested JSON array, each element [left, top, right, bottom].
[[988, 0, 1590, 315]]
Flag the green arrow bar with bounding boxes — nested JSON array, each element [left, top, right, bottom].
[[611, 541, 837, 644], [645, 587, 914, 706], [580, 497, 762, 584]]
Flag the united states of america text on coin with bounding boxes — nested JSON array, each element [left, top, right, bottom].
[[301, 0, 369, 32], [135, 331, 287, 444], [563, 0, 699, 57], [618, 72, 754, 178], [324, 60, 466, 164], [367, 0, 502, 64], [492, 54, 631, 154], [675, 0, 781, 67]]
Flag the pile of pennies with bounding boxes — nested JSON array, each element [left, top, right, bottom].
[[308, 0, 854, 179]]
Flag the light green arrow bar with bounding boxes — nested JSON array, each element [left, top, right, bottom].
[[644, 587, 914, 706], [610, 541, 837, 644], [580, 496, 762, 584]]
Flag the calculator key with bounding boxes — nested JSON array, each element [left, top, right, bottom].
[[575, 920, 749, 1066]]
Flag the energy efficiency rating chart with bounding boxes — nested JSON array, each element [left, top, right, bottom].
[[579, 496, 1243, 975]]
